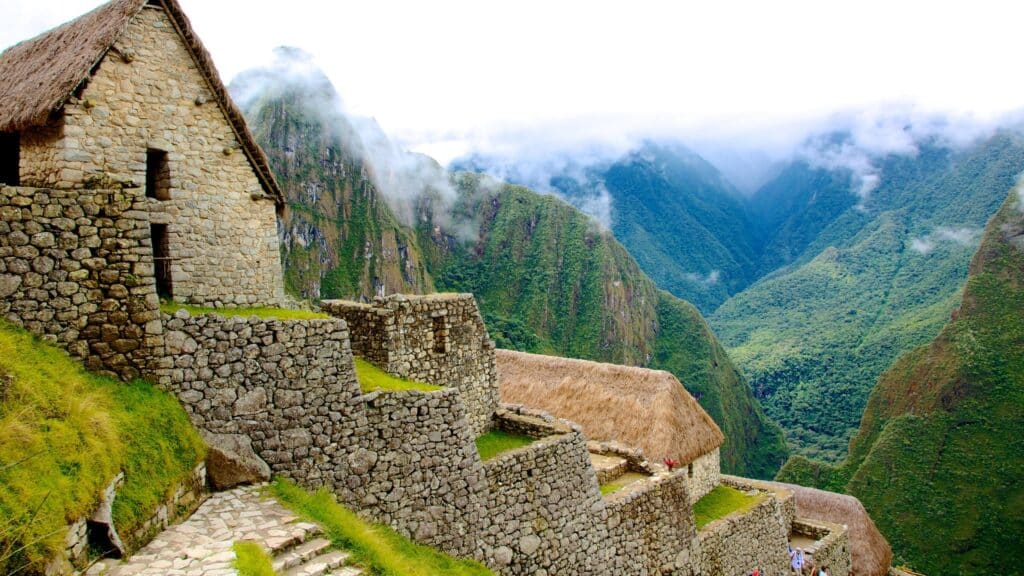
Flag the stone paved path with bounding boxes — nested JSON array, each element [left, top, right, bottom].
[[87, 485, 361, 576]]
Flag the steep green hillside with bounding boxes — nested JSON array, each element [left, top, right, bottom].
[[457, 143, 763, 313], [234, 49, 433, 300], [777, 189, 1024, 575], [428, 174, 788, 477], [0, 322, 204, 574], [747, 160, 857, 276], [713, 133, 1024, 460]]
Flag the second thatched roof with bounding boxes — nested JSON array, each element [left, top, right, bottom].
[[765, 480, 893, 576], [496, 349, 723, 464]]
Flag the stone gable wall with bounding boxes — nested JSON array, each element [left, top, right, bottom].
[[18, 5, 284, 307], [688, 448, 721, 503], [698, 494, 790, 576], [322, 294, 498, 435], [0, 185, 162, 379]]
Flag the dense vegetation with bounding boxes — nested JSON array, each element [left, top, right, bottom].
[[0, 322, 205, 574], [777, 190, 1024, 575], [272, 480, 495, 576], [714, 133, 1024, 460], [238, 68, 789, 479]]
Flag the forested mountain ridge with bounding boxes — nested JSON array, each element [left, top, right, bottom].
[[234, 58, 788, 478], [776, 187, 1024, 575], [712, 132, 1024, 460]]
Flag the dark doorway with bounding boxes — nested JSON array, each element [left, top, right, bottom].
[[151, 223, 172, 299], [0, 132, 19, 186], [432, 316, 447, 353], [145, 148, 169, 200]]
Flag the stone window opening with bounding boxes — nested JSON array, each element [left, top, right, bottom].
[[151, 223, 173, 299], [145, 148, 170, 200], [432, 316, 448, 354], [688, 462, 694, 479], [0, 132, 19, 186]]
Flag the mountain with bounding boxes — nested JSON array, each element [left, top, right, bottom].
[[234, 54, 788, 478], [776, 187, 1024, 575], [711, 133, 1024, 460], [428, 174, 788, 476], [233, 49, 433, 300], [455, 143, 763, 313]]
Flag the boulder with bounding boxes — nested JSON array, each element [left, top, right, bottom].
[[203, 432, 271, 491]]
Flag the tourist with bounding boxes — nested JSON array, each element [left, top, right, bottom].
[[819, 565, 829, 576]]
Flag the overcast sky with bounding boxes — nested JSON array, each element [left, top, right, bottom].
[[3, 0, 1023, 165]]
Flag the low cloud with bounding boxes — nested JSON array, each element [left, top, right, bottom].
[[233, 48, 475, 239], [683, 270, 721, 286], [910, 226, 981, 255]]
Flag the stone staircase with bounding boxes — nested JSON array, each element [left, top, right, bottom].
[[85, 485, 362, 576]]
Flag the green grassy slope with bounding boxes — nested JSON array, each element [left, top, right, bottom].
[[777, 190, 1024, 575], [0, 322, 204, 574], [713, 133, 1024, 460], [429, 174, 788, 478]]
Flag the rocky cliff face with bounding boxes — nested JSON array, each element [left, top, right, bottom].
[[234, 51, 433, 300]]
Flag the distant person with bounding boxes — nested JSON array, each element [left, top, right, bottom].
[[819, 565, 829, 576]]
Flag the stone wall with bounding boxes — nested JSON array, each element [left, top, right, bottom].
[[480, 426, 611, 575], [153, 311, 357, 488], [18, 5, 284, 307], [322, 294, 498, 435], [792, 518, 852, 576], [0, 185, 162, 379], [605, 471, 699, 576], [347, 388, 487, 557], [687, 448, 720, 503], [698, 494, 790, 576]]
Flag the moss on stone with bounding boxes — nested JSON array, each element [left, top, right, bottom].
[[693, 485, 764, 529], [475, 430, 535, 461], [353, 358, 440, 393], [160, 300, 329, 320]]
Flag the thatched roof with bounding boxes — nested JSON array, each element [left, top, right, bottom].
[[765, 480, 893, 576], [496, 349, 723, 464], [0, 0, 283, 205]]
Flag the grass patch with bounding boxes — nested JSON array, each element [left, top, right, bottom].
[[599, 472, 650, 495], [353, 358, 440, 393], [693, 485, 764, 529], [270, 479, 494, 576], [160, 300, 329, 320], [0, 321, 204, 574], [474, 430, 535, 461], [233, 541, 276, 576]]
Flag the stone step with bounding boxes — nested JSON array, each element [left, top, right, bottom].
[[263, 521, 323, 554], [272, 537, 333, 572], [282, 549, 352, 576]]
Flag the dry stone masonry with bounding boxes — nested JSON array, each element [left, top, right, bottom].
[[322, 294, 498, 435], [0, 185, 162, 379], [16, 5, 285, 307]]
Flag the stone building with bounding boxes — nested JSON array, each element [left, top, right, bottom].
[[496, 349, 724, 501], [0, 0, 285, 308]]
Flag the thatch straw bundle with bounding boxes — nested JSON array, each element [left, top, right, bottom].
[[0, 0, 282, 204], [496, 349, 723, 464], [766, 480, 893, 576]]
